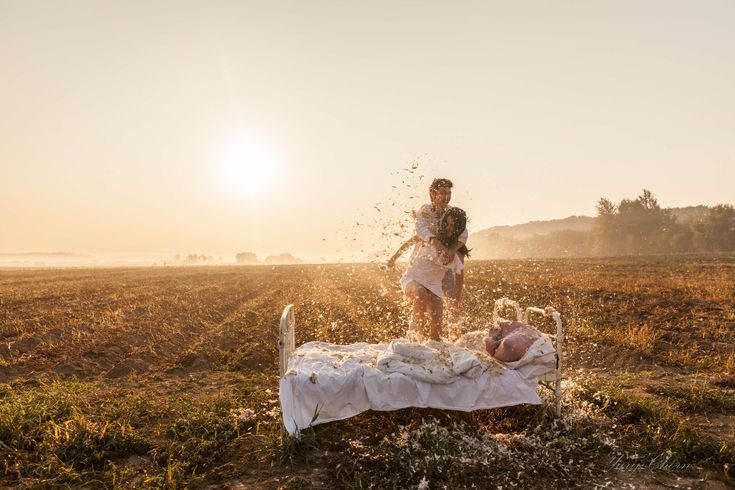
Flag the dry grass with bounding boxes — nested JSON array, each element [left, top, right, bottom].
[[623, 324, 662, 353], [0, 255, 733, 487]]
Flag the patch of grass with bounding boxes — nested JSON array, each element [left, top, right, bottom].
[[0, 381, 149, 487], [140, 376, 285, 487], [665, 347, 728, 372], [622, 324, 662, 353], [613, 370, 667, 388], [724, 352, 735, 373], [0, 380, 93, 452], [155, 394, 244, 485], [41, 414, 148, 470], [0, 375, 287, 488], [644, 382, 735, 414], [577, 378, 734, 477], [581, 322, 663, 355]]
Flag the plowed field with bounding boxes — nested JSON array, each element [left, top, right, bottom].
[[1, 257, 733, 488]]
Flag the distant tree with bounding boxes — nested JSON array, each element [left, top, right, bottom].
[[667, 223, 695, 253], [707, 204, 735, 251], [591, 189, 676, 255], [265, 253, 303, 264], [692, 204, 735, 251], [235, 252, 259, 264], [592, 197, 621, 255], [617, 190, 675, 254], [184, 254, 208, 265], [596, 198, 617, 216], [638, 188, 658, 210]]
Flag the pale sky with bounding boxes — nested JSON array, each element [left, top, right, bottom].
[[2, 1, 733, 262]]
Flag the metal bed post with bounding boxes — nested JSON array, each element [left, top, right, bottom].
[[279, 304, 295, 378], [493, 298, 523, 323], [279, 304, 296, 437], [494, 297, 563, 417], [524, 306, 563, 418]]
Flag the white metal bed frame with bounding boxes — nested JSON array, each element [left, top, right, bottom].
[[278, 297, 563, 421], [491, 298, 564, 417]]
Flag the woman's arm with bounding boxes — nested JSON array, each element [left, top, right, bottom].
[[387, 236, 420, 268]]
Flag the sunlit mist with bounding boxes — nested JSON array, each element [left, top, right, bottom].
[[214, 132, 283, 199]]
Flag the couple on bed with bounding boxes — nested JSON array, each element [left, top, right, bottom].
[[387, 178, 469, 342]]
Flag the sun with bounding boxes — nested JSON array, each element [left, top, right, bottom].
[[215, 132, 283, 199]]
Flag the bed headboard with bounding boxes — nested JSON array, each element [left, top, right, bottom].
[[493, 297, 564, 417], [279, 304, 295, 378], [492, 298, 563, 344]]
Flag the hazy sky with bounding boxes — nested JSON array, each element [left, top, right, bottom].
[[2, 1, 733, 262]]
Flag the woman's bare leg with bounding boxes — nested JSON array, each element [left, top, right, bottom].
[[406, 282, 429, 339], [412, 295, 427, 339], [428, 292, 443, 341]]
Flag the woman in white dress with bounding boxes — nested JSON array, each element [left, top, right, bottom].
[[399, 208, 469, 341]]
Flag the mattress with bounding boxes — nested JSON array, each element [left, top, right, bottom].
[[279, 340, 552, 436]]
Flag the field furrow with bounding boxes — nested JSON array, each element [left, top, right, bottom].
[[0, 257, 733, 488]]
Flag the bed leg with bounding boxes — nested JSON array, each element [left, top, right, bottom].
[[279, 304, 295, 378], [526, 305, 564, 418], [279, 305, 296, 436], [552, 309, 563, 418]]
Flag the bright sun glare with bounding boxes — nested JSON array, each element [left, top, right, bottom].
[[215, 133, 282, 199]]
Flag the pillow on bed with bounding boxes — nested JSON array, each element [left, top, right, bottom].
[[456, 323, 555, 370]]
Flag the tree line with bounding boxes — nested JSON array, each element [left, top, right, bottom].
[[592, 189, 734, 255], [471, 190, 734, 259]]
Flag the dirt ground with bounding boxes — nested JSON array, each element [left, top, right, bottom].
[[1, 256, 733, 488]]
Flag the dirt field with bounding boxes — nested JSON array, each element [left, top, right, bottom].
[[1, 256, 733, 488]]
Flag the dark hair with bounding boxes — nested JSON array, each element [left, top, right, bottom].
[[429, 178, 453, 192], [438, 207, 470, 257]]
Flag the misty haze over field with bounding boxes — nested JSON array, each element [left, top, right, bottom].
[[4, 196, 732, 268]]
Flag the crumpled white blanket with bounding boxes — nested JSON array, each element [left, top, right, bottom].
[[377, 339, 493, 384], [447, 345, 485, 379], [388, 339, 439, 361], [454, 330, 488, 352]]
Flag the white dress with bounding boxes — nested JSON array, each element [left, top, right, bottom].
[[402, 203, 467, 298], [400, 244, 463, 298]]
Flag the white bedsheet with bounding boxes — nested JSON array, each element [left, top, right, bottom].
[[280, 340, 550, 436]]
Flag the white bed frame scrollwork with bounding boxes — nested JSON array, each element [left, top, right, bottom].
[[492, 298, 563, 417]]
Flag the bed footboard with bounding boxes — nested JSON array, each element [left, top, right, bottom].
[[279, 304, 295, 378]]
